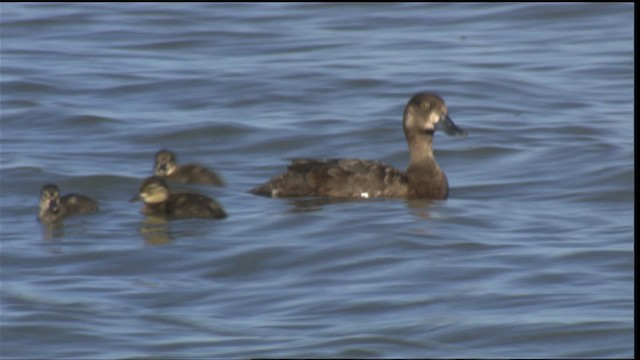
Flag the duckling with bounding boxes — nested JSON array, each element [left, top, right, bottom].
[[250, 92, 467, 200], [130, 176, 227, 220], [38, 183, 98, 223], [154, 149, 225, 186]]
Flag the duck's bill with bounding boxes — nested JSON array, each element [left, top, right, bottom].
[[48, 201, 60, 213], [438, 114, 467, 137], [129, 194, 141, 202], [155, 164, 168, 176]]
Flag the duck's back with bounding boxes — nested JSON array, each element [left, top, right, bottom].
[[40, 194, 98, 223], [164, 193, 227, 219], [167, 165, 224, 186], [251, 159, 408, 198], [60, 194, 99, 216]]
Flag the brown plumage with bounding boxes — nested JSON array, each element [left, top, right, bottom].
[[250, 92, 466, 200], [130, 176, 226, 220], [38, 183, 98, 223], [154, 149, 225, 186]]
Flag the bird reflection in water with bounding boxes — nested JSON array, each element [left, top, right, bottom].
[[137, 216, 174, 245]]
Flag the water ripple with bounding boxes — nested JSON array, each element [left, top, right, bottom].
[[0, 3, 633, 359]]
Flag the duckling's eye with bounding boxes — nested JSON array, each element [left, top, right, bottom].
[[149, 184, 163, 192]]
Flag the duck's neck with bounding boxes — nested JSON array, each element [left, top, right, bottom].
[[405, 132, 448, 199], [407, 131, 434, 164], [143, 202, 168, 216]]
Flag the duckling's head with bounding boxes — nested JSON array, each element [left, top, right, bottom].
[[154, 149, 178, 176], [403, 92, 466, 138], [40, 183, 61, 213], [130, 176, 170, 204]]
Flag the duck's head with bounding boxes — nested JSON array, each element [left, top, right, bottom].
[[403, 92, 466, 138], [130, 176, 170, 204], [154, 149, 178, 176], [40, 183, 61, 213]]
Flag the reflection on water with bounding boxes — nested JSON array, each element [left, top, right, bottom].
[[0, 2, 632, 359], [405, 199, 436, 220], [40, 221, 65, 241], [138, 216, 174, 245]]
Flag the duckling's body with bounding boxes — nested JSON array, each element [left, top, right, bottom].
[[38, 184, 98, 223], [139, 192, 227, 219], [154, 150, 224, 186], [131, 176, 226, 220], [250, 92, 466, 200]]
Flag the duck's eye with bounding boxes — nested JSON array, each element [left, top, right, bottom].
[[149, 184, 163, 192]]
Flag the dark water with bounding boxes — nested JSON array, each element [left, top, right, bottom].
[[0, 3, 634, 358]]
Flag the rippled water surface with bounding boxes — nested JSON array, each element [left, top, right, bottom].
[[0, 3, 634, 358]]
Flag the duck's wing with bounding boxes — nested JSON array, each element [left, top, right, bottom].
[[172, 165, 225, 186], [167, 193, 227, 219], [61, 194, 99, 216], [250, 158, 407, 198]]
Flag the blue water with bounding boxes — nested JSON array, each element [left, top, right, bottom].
[[0, 3, 634, 358]]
